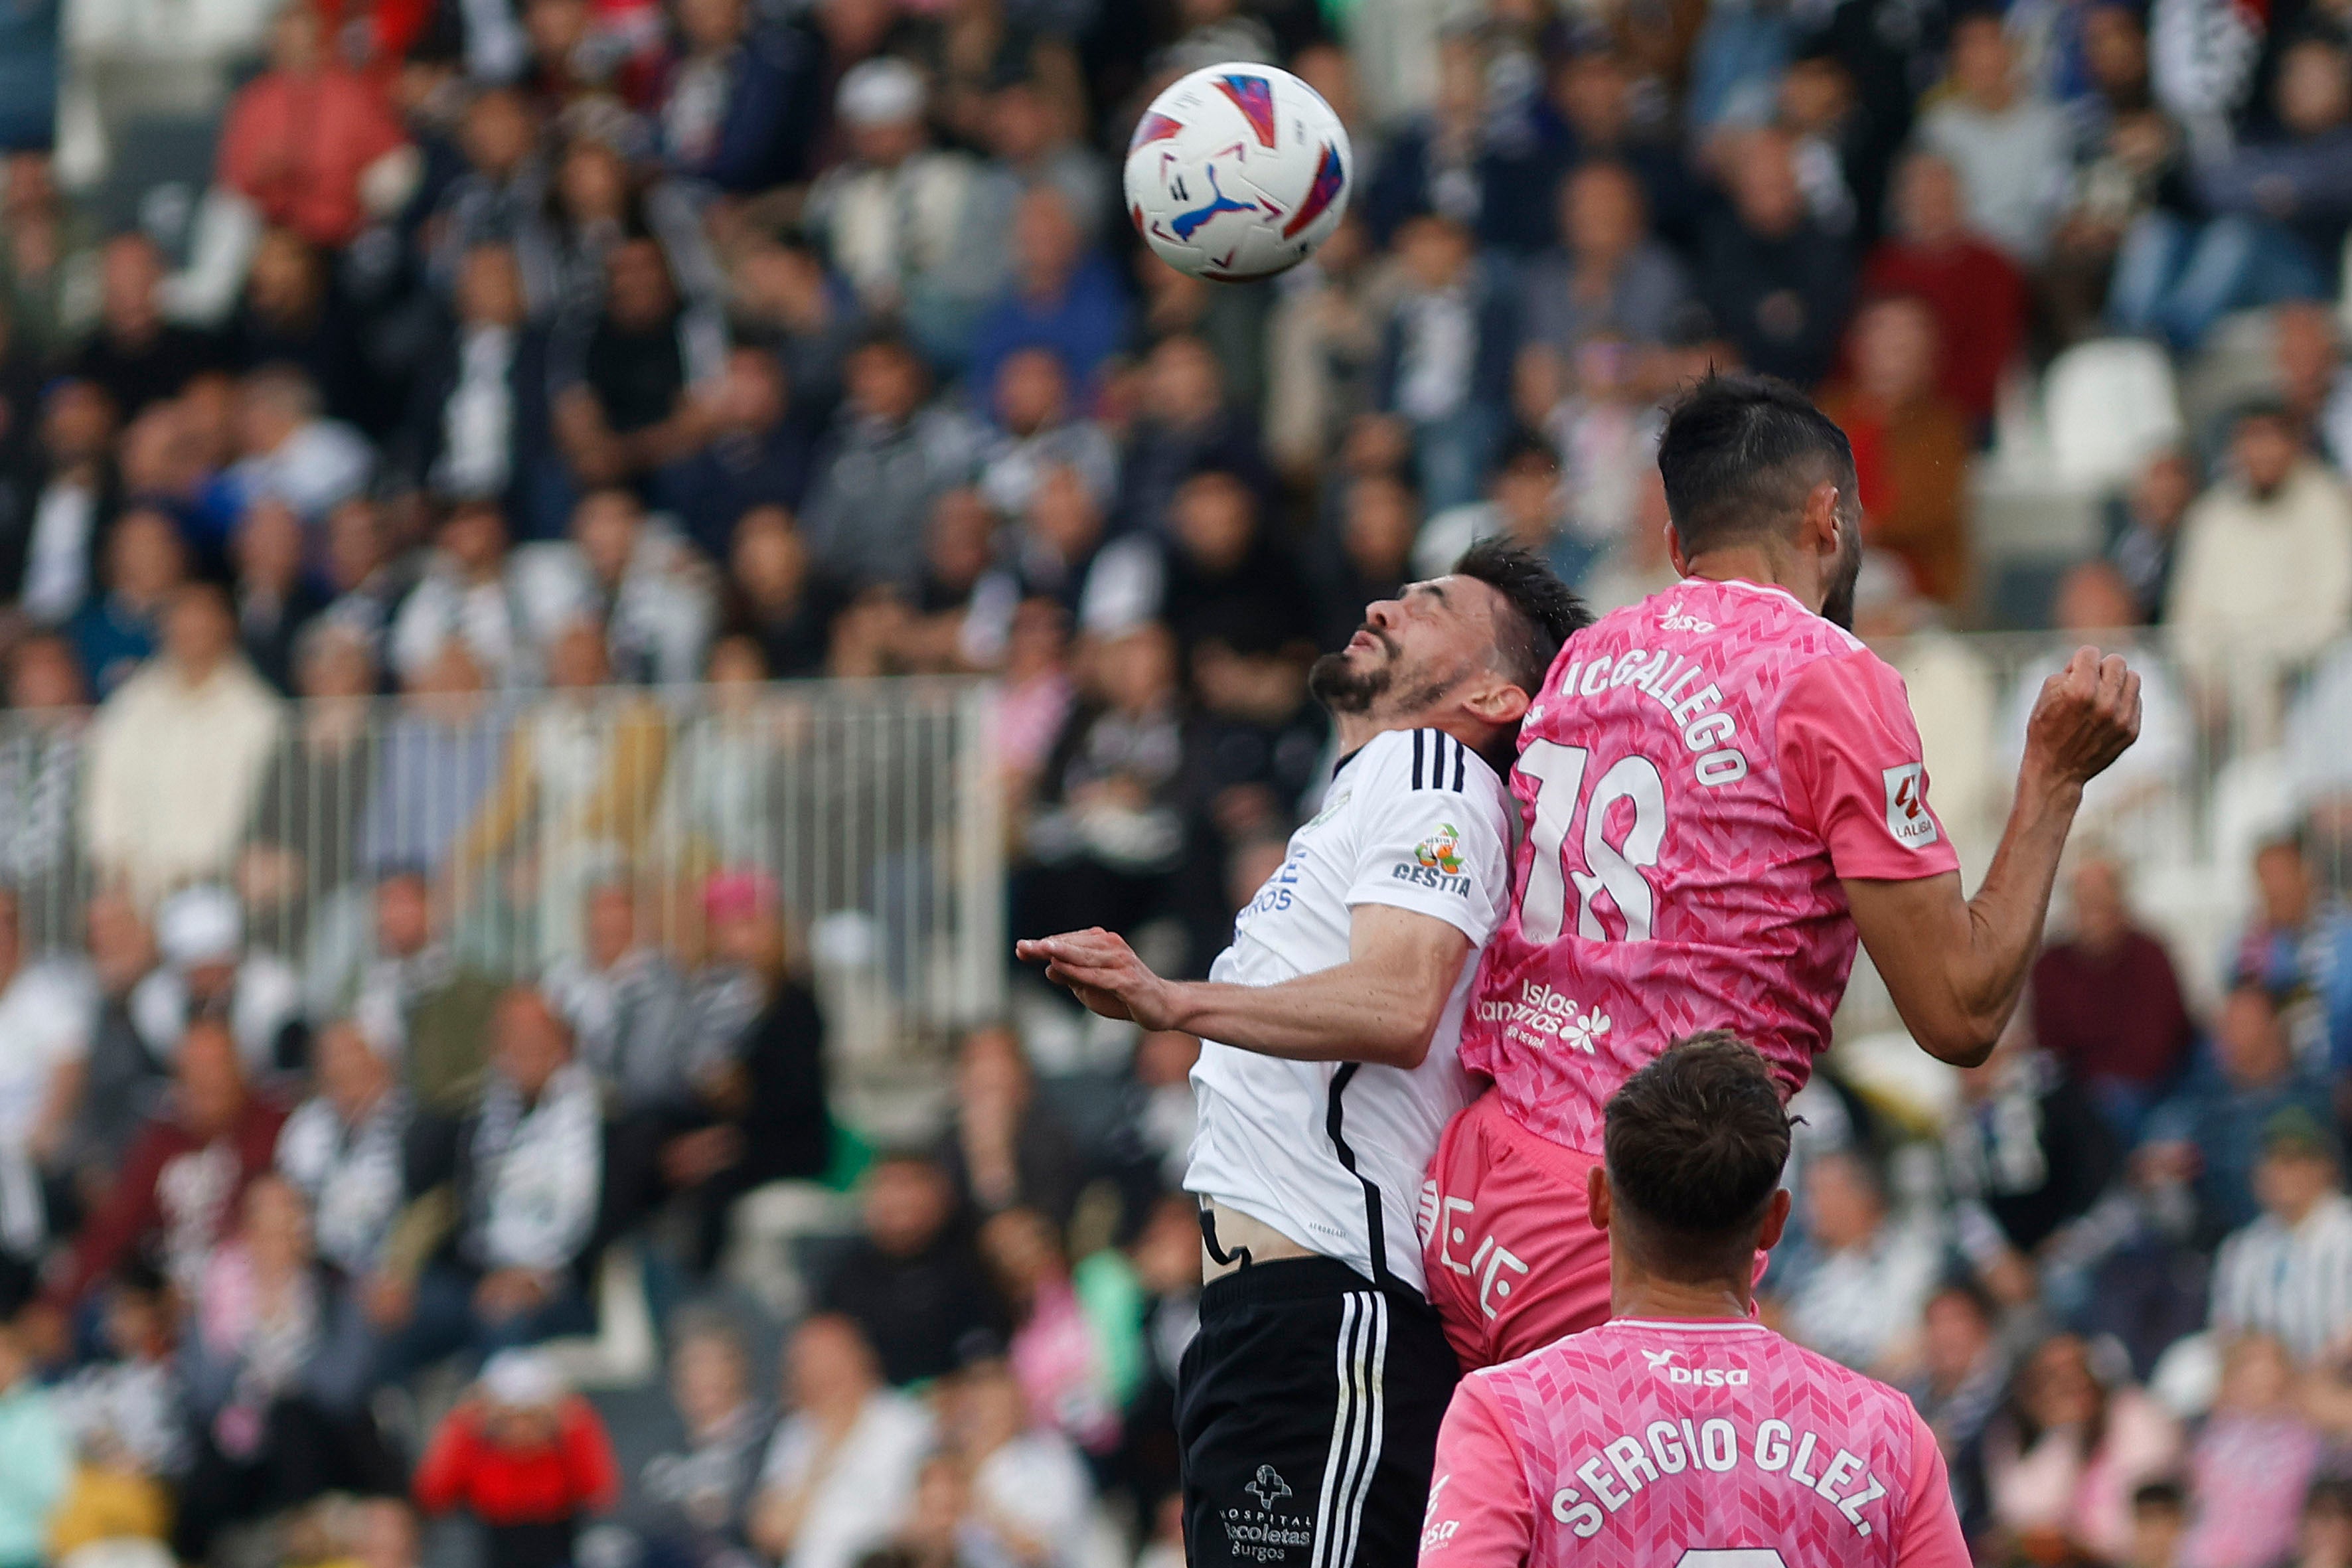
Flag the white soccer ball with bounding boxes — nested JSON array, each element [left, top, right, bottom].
[[1123, 62, 1354, 283]]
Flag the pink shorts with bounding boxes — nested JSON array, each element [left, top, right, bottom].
[[1419, 1090, 1612, 1372], [1422, 1091, 1775, 1372]]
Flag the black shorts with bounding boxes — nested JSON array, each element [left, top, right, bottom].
[[1177, 1257, 1460, 1568]]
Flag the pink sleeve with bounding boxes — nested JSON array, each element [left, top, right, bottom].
[[1895, 1407, 1972, 1568], [1776, 650, 1960, 882], [1421, 1379, 1535, 1568]]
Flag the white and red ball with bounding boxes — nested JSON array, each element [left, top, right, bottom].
[[1123, 62, 1353, 283]]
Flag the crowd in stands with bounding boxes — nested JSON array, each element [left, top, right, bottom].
[[0, 0, 2346, 1565]]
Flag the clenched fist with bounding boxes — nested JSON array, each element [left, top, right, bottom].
[[2023, 646, 2143, 791]]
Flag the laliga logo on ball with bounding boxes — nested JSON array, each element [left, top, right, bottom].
[[1125, 62, 1354, 283]]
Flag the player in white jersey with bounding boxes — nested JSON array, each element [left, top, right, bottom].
[[1020, 540, 1587, 1568]]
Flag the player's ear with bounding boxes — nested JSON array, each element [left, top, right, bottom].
[[1665, 519, 1689, 576], [1586, 1165, 1610, 1233], [1755, 1186, 1793, 1255], [1460, 674, 1531, 730], [1802, 481, 1842, 558]]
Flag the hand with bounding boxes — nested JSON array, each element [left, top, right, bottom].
[[2022, 646, 2142, 792], [1014, 928, 1180, 1029]]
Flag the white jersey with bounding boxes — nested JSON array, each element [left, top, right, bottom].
[[1186, 726, 1512, 1293]]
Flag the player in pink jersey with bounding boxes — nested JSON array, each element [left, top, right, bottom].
[[1424, 374, 2142, 1368], [1419, 1033, 1971, 1568]]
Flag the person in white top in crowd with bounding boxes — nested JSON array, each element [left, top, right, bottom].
[[129, 883, 304, 1077], [82, 582, 283, 904], [1019, 538, 1586, 1568], [2211, 1113, 2352, 1365], [947, 1356, 1095, 1568], [0, 884, 93, 1285], [749, 1313, 934, 1568], [275, 1019, 410, 1281]]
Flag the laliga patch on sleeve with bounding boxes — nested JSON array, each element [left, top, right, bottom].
[[1882, 762, 1938, 848]]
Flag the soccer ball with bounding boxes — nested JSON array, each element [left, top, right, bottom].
[[1123, 62, 1353, 283]]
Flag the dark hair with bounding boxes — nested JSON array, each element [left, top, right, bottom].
[[2132, 1480, 2187, 1515], [1451, 537, 1589, 700], [2306, 1477, 2352, 1518], [1655, 372, 1857, 556], [1603, 1031, 1794, 1278]]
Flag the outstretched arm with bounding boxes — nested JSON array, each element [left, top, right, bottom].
[[1848, 647, 2142, 1067], [1017, 902, 1474, 1070]]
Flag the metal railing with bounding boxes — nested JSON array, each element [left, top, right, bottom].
[[2, 676, 1003, 1097]]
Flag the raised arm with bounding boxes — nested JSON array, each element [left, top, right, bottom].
[[1847, 647, 2142, 1067], [1018, 902, 1474, 1070]]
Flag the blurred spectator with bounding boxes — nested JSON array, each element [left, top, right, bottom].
[[525, 485, 717, 686], [1699, 127, 1855, 387], [223, 362, 376, 531], [129, 882, 304, 1077], [979, 1208, 1117, 1454], [390, 501, 549, 687], [2166, 402, 2352, 690], [724, 507, 836, 679], [0, 633, 89, 927], [940, 1026, 1079, 1229], [413, 1350, 621, 1568], [543, 879, 687, 1117], [0, 154, 95, 365], [747, 1314, 933, 1568], [233, 497, 331, 693], [0, 882, 91, 1308], [357, 644, 510, 887], [225, 230, 370, 428], [804, 58, 996, 364], [941, 1356, 1093, 1568], [1115, 334, 1268, 540], [1903, 1281, 2009, 1537], [1818, 295, 1972, 606], [241, 621, 380, 981], [1158, 467, 1315, 663], [452, 621, 668, 952], [2114, 37, 2351, 350], [2210, 1116, 2352, 1362], [1360, 34, 1567, 254], [275, 1020, 412, 1281], [1372, 212, 1513, 512], [83, 582, 282, 903], [966, 185, 1129, 404], [1581, 467, 1685, 613], [1863, 153, 2032, 430], [971, 461, 1156, 658], [0, 1320, 67, 1568], [659, 0, 819, 194], [2291, 1480, 2352, 1568], [64, 892, 167, 1190], [2231, 832, 2352, 1068], [48, 1259, 185, 1543], [799, 333, 984, 591], [554, 236, 726, 493], [2106, 447, 2198, 623], [664, 345, 813, 563], [2276, 301, 2352, 474], [402, 243, 559, 533], [1413, 432, 1578, 582], [1014, 621, 1187, 946], [378, 987, 603, 1371], [66, 505, 181, 698], [2126, 1482, 2189, 1568], [19, 379, 123, 632], [1314, 470, 1415, 653], [215, 5, 410, 252], [2032, 853, 2197, 1135], [1943, 1018, 2120, 1283], [1520, 161, 1691, 354], [174, 1174, 397, 1560], [72, 235, 216, 420], [1263, 214, 1383, 483], [345, 868, 506, 1115], [1984, 1332, 2183, 1559], [1775, 1147, 1942, 1375], [52, 1016, 290, 1304], [2177, 1334, 2321, 1568], [628, 1311, 773, 1566], [1919, 15, 2073, 266], [2144, 981, 2334, 1238], [817, 1151, 1003, 1387], [979, 347, 1115, 526]]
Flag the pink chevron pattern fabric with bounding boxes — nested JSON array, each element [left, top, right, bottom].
[[1419, 1317, 1969, 1568], [1458, 577, 1958, 1155]]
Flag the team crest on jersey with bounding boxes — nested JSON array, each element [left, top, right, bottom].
[[1881, 763, 1938, 849], [1415, 823, 1466, 876]]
